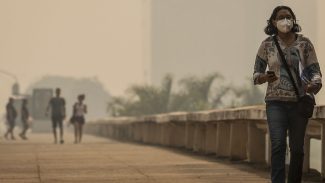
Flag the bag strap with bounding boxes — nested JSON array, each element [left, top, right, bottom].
[[272, 36, 300, 100]]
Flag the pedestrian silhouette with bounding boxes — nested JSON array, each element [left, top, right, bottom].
[[19, 99, 29, 140], [46, 88, 66, 144], [4, 97, 17, 140], [70, 94, 87, 144]]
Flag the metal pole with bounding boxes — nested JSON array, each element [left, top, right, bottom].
[[0, 69, 20, 96]]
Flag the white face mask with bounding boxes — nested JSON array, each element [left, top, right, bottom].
[[276, 18, 293, 33]]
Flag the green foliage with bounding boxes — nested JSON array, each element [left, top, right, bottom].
[[108, 74, 173, 116], [237, 83, 265, 106], [169, 72, 222, 112], [222, 79, 265, 108], [107, 96, 128, 117], [107, 73, 265, 117]]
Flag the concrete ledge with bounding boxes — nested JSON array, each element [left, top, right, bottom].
[[216, 122, 230, 157], [247, 121, 266, 163], [193, 123, 206, 152], [85, 105, 325, 178], [229, 121, 248, 160], [204, 123, 217, 154]]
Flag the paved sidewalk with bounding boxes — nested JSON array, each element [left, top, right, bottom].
[[0, 133, 319, 183]]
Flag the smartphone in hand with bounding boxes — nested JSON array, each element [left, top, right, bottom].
[[266, 71, 275, 76]]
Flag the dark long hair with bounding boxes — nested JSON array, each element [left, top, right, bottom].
[[264, 6, 301, 35]]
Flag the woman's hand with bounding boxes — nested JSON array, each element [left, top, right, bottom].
[[258, 73, 278, 84], [305, 83, 320, 94]]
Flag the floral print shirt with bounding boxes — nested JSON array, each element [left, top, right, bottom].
[[253, 34, 322, 102]]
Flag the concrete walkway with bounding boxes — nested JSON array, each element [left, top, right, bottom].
[[0, 133, 320, 183]]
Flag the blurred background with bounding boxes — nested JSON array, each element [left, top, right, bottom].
[[0, 1, 324, 120], [0, 0, 324, 172]]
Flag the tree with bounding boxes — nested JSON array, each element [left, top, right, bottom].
[[107, 96, 128, 117], [236, 82, 265, 106], [107, 74, 173, 116], [169, 72, 223, 111], [107, 73, 262, 117], [224, 79, 265, 107]]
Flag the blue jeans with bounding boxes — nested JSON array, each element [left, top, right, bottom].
[[266, 101, 308, 183]]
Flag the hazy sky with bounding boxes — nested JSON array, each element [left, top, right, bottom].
[[0, 0, 147, 98], [149, 0, 325, 103], [1, 0, 325, 109]]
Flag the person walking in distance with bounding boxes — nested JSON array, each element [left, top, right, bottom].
[[46, 88, 66, 144], [4, 97, 17, 140], [71, 94, 87, 144], [253, 6, 322, 183], [19, 99, 30, 140]]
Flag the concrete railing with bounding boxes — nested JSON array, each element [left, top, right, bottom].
[[85, 105, 325, 179]]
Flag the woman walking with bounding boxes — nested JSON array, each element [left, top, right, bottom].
[[4, 97, 17, 140], [253, 6, 322, 183], [71, 94, 87, 144], [19, 99, 30, 140]]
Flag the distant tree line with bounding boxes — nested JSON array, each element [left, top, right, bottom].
[[107, 72, 265, 117], [26, 75, 111, 119]]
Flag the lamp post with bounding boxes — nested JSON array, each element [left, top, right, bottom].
[[0, 69, 20, 96]]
